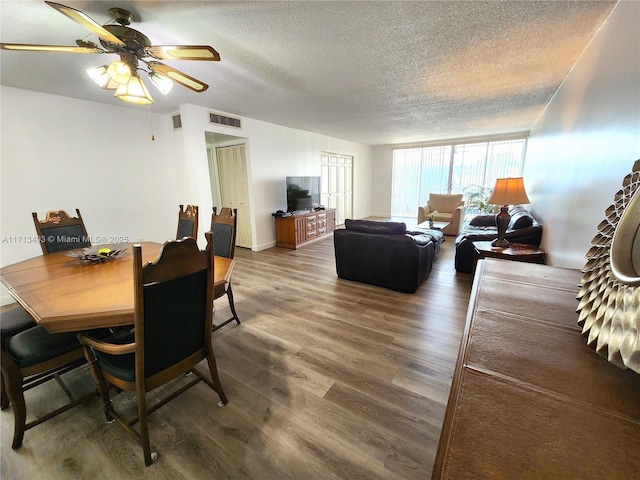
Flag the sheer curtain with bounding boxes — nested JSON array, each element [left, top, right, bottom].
[[391, 137, 526, 217]]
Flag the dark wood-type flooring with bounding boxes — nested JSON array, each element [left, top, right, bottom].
[[1, 226, 472, 479]]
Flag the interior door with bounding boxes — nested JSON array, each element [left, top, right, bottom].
[[321, 153, 353, 226], [215, 144, 253, 248]]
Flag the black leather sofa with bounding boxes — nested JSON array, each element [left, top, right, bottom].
[[334, 219, 444, 293], [454, 206, 543, 273]]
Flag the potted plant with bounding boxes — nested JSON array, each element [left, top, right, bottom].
[[428, 211, 438, 227], [463, 185, 494, 214]]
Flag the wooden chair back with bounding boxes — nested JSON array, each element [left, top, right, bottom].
[[176, 204, 198, 240], [77, 234, 227, 465], [32, 209, 90, 254], [210, 207, 237, 259]]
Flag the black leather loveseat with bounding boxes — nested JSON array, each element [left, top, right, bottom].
[[454, 205, 543, 273], [334, 219, 444, 293]]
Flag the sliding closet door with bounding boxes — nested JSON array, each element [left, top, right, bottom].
[[215, 144, 252, 248]]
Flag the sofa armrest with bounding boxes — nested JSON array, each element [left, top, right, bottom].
[[451, 205, 465, 232]]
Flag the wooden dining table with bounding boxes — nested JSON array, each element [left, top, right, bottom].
[[0, 242, 234, 333]]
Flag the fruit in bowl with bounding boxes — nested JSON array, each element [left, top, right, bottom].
[[97, 248, 112, 256]]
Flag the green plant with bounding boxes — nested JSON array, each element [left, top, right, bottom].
[[463, 185, 494, 213]]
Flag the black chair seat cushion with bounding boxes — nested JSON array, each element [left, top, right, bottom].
[[1, 307, 37, 347], [6, 325, 82, 369]]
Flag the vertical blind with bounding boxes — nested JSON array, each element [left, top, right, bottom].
[[391, 137, 527, 217]]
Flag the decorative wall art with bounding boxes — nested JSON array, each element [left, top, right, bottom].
[[577, 159, 640, 374]]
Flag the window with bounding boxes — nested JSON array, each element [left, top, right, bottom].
[[391, 136, 527, 217]]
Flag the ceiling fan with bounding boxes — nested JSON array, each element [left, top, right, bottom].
[[0, 1, 220, 105]]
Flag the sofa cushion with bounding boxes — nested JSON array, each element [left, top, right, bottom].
[[429, 193, 463, 213], [345, 219, 406, 235]]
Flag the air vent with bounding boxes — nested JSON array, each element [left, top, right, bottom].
[[209, 112, 242, 129], [172, 114, 182, 130]]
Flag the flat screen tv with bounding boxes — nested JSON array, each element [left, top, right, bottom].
[[286, 176, 321, 212]]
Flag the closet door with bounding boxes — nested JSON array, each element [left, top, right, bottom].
[[321, 153, 353, 226], [216, 144, 252, 248]]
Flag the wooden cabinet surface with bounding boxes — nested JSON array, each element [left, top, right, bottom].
[[275, 209, 336, 249], [432, 258, 640, 479]]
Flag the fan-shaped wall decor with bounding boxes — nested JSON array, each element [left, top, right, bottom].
[[577, 159, 640, 374]]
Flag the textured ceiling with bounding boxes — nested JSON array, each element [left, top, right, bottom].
[[0, 1, 616, 145]]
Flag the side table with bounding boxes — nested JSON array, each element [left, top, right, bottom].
[[472, 241, 546, 274]]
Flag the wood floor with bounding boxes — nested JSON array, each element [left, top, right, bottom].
[[1, 230, 473, 479]]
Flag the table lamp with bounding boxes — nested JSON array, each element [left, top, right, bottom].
[[487, 177, 530, 248]]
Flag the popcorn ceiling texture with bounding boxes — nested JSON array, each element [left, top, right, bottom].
[[0, 1, 617, 144]]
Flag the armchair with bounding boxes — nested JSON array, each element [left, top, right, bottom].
[[417, 193, 465, 236]]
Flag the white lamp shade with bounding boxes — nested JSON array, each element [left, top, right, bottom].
[[114, 74, 154, 105], [106, 61, 132, 84], [149, 72, 173, 95], [86, 65, 119, 90]]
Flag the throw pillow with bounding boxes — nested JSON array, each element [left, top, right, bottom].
[[508, 212, 533, 230]]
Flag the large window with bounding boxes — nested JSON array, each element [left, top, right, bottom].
[[391, 137, 527, 217]]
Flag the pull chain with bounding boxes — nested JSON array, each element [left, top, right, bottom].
[[147, 105, 155, 141]]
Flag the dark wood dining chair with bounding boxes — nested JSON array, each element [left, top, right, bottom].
[[32, 209, 91, 254], [0, 307, 40, 410], [0, 324, 99, 449], [176, 204, 198, 240], [210, 207, 240, 330], [78, 234, 228, 466], [2, 209, 90, 411]]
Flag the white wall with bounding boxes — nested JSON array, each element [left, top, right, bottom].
[[175, 104, 373, 251], [0, 88, 191, 253], [0, 88, 373, 303], [525, 0, 640, 268]]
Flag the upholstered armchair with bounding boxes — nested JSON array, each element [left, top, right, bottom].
[[417, 193, 465, 236]]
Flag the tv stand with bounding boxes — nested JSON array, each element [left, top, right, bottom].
[[274, 209, 336, 249]]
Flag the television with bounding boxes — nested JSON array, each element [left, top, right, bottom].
[[286, 176, 321, 212]]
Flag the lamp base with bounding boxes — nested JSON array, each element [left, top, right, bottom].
[[491, 237, 510, 248], [491, 205, 511, 248]]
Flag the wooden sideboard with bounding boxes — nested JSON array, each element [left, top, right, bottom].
[[274, 209, 336, 249], [433, 258, 640, 479]]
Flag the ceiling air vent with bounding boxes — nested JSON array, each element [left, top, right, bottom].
[[172, 114, 182, 130], [209, 112, 242, 129]]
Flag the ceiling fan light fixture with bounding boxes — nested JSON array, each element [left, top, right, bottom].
[[114, 73, 154, 105], [86, 66, 121, 90], [106, 61, 131, 84], [148, 72, 173, 95]]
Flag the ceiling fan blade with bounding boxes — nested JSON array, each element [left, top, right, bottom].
[[45, 1, 124, 46], [148, 62, 209, 92], [0, 43, 101, 54], [146, 45, 220, 61]]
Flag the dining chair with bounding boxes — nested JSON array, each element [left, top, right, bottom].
[[32, 209, 91, 254], [210, 207, 240, 331], [2, 208, 89, 410], [0, 307, 39, 409], [77, 234, 228, 466], [176, 204, 198, 240], [0, 324, 100, 449]]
